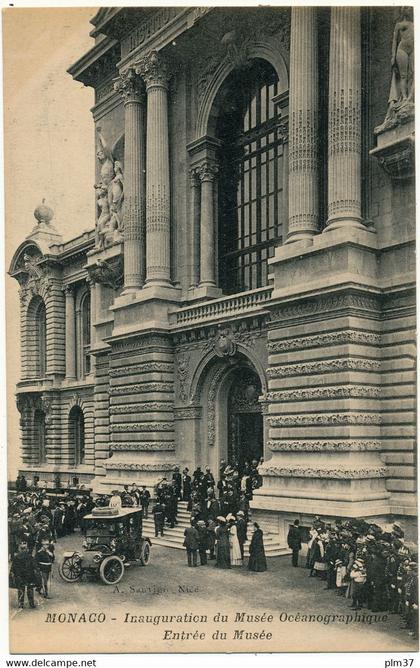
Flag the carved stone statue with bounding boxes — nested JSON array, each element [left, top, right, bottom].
[[109, 160, 124, 235], [96, 126, 115, 190], [94, 128, 125, 248], [376, 8, 414, 133], [94, 183, 112, 250]]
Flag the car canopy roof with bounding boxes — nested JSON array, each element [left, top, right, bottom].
[[84, 507, 142, 521]]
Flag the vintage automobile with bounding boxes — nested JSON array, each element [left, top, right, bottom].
[[59, 506, 151, 585]]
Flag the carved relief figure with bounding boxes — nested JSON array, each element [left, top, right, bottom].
[[376, 8, 414, 133]]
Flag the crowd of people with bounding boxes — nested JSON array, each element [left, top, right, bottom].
[[287, 517, 418, 639], [8, 481, 95, 607], [151, 460, 267, 572], [9, 470, 418, 640]]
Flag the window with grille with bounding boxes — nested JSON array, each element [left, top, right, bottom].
[[217, 59, 284, 294]]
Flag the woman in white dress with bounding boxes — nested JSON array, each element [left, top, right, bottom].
[[227, 515, 242, 566]]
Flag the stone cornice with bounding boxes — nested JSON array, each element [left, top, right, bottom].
[[267, 386, 380, 402], [261, 466, 387, 479], [103, 462, 175, 471], [109, 361, 173, 377], [268, 439, 382, 452], [111, 422, 174, 433], [268, 330, 381, 353], [110, 402, 173, 414], [269, 413, 382, 427], [110, 442, 175, 451], [267, 358, 381, 378]]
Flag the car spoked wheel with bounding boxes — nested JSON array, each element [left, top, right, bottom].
[[139, 541, 151, 566], [99, 555, 124, 585], [59, 555, 83, 582]]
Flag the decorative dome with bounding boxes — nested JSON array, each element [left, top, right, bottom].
[[34, 199, 54, 225]]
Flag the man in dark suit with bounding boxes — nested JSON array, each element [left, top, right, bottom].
[[11, 540, 38, 608], [183, 520, 200, 567], [236, 511, 248, 560], [172, 467, 182, 500], [182, 468, 192, 501], [205, 491, 220, 521], [287, 519, 302, 567], [152, 500, 165, 537], [139, 486, 151, 518]]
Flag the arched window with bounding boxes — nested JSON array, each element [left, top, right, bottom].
[[69, 406, 85, 466], [28, 297, 47, 378], [216, 59, 284, 294], [34, 409, 46, 464], [81, 293, 91, 377]]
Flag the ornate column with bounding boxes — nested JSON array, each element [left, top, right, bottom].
[[135, 51, 171, 287], [198, 162, 218, 288], [189, 169, 201, 288], [64, 285, 76, 380], [286, 7, 319, 243], [325, 7, 364, 232], [114, 68, 146, 291]]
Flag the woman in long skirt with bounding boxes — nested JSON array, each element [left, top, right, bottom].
[[227, 515, 242, 566], [248, 523, 267, 572], [215, 517, 231, 569]]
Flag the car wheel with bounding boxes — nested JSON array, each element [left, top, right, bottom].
[[99, 555, 124, 585], [139, 541, 151, 566], [59, 555, 82, 583]]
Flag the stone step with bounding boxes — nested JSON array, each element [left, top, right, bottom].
[[142, 508, 287, 557], [142, 521, 282, 545]]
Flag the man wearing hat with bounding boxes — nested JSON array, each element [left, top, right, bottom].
[[183, 519, 200, 567], [287, 519, 302, 567], [109, 490, 122, 509], [236, 511, 248, 560], [172, 467, 182, 500], [152, 498, 165, 538], [182, 468, 192, 502], [196, 520, 209, 565]]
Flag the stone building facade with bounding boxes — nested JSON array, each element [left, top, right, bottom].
[[9, 7, 416, 544]]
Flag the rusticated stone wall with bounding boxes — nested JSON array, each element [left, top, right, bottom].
[[259, 290, 391, 518], [102, 333, 176, 488]]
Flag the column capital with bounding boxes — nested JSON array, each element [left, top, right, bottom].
[[114, 68, 145, 105], [197, 161, 219, 183], [134, 50, 170, 89], [63, 284, 75, 296]]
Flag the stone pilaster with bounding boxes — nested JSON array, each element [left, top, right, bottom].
[[286, 7, 319, 243], [114, 69, 146, 291], [86, 277, 96, 351], [189, 169, 201, 289], [135, 51, 171, 287], [325, 7, 363, 232], [64, 285, 76, 380], [197, 162, 218, 288]]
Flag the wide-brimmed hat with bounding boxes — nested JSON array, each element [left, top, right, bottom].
[[237, 511, 245, 516], [216, 516, 226, 523], [226, 514, 235, 521]]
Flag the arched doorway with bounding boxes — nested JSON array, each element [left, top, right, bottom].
[[196, 351, 267, 474], [227, 367, 263, 474]]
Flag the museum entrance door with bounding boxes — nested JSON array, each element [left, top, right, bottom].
[[227, 367, 263, 475]]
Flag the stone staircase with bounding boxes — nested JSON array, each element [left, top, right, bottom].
[[142, 501, 288, 557]]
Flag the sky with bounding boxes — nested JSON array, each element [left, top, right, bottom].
[[3, 8, 96, 474]]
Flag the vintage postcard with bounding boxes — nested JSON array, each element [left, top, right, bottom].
[[4, 3, 417, 655]]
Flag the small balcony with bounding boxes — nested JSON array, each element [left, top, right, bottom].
[[170, 286, 273, 330]]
